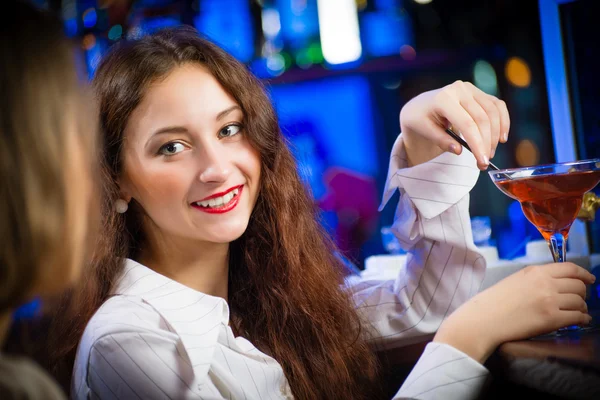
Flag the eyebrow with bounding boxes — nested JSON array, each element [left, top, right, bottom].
[[150, 126, 189, 137], [216, 105, 242, 121], [149, 106, 242, 138]]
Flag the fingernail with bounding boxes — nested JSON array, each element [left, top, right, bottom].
[[503, 132, 508, 142], [491, 148, 496, 159], [449, 143, 458, 154], [481, 155, 489, 166]]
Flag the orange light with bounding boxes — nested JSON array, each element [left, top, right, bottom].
[[515, 139, 540, 166], [82, 34, 96, 50], [505, 57, 531, 88]]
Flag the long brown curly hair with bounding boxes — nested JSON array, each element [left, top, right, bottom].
[[50, 26, 381, 399]]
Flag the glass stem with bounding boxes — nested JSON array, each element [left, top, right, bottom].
[[548, 233, 567, 263]]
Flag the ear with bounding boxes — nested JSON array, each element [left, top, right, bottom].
[[117, 175, 133, 203]]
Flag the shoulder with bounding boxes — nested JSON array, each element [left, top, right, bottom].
[[82, 294, 178, 345], [75, 295, 179, 366], [72, 295, 186, 397], [0, 356, 66, 400], [71, 296, 218, 399]]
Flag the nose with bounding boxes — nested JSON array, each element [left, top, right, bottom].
[[197, 142, 231, 184]]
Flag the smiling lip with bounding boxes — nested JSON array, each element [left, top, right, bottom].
[[197, 185, 242, 202], [191, 185, 243, 214]]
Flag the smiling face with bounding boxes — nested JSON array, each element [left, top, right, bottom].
[[119, 63, 261, 247]]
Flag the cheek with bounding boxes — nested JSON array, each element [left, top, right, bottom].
[[130, 166, 191, 209], [238, 144, 262, 185]]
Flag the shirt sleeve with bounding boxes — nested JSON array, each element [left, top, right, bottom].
[[345, 134, 487, 350], [392, 342, 490, 400]]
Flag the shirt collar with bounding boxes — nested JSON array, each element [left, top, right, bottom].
[[112, 258, 230, 375]]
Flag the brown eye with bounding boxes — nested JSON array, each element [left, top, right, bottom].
[[158, 142, 185, 156], [218, 124, 242, 138]]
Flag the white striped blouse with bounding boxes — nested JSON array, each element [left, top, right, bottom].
[[72, 135, 489, 400]]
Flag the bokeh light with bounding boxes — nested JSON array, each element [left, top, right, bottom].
[[473, 60, 498, 95], [108, 25, 122, 41], [82, 34, 96, 50], [82, 8, 97, 29], [400, 44, 416, 60], [266, 53, 286, 76], [505, 57, 531, 88], [262, 8, 281, 38], [515, 139, 540, 166]]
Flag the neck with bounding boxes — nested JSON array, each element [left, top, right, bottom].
[[138, 226, 230, 301], [0, 311, 12, 348]]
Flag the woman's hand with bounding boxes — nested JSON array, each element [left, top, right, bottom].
[[400, 80, 510, 170], [434, 262, 595, 363]]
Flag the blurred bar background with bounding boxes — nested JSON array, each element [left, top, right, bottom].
[[22, 0, 600, 269]]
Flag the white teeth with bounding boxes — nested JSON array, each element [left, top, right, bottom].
[[195, 187, 240, 208]]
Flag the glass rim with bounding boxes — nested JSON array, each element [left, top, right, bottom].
[[487, 158, 600, 176]]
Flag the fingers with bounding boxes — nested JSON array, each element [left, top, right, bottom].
[[434, 81, 509, 170], [494, 97, 510, 143], [546, 262, 596, 284], [557, 293, 588, 312], [423, 119, 464, 156], [555, 278, 588, 299], [556, 310, 592, 328], [472, 91, 501, 158], [434, 89, 489, 168]]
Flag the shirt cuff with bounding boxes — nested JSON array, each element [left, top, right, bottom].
[[379, 134, 480, 220], [393, 342, 490, 400]]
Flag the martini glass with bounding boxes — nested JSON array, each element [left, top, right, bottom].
[[489, 159, 600, 333]]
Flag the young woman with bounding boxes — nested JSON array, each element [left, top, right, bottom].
[[60, 26, 593, 400], [0, 2, 95, 399]]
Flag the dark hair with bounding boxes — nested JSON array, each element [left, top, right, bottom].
[[52, 26, 380, 399]]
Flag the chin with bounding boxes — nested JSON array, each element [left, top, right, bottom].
[[205, 220, 250, 244]]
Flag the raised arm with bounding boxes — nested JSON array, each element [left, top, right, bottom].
[[347, 81, 509, 349], [348, 134, 484, 349]]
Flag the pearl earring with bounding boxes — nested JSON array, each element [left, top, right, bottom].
[[115, 199, 128, 214]]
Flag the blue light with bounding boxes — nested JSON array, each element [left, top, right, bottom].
[[138, 16, 180, 36], [85, 38, 104, 79], [194, 0, 255, 63], [12, 297, 42, 320], [249, 58, 274, 79], [277, 0, 320, 50], [361, 10, 413, 57], [64, 18, 78, 37], [82, 8, 97, 29], [375, 0, 403, 9], [269, 76, 379, 177]]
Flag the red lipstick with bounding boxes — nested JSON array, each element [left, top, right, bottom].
[[191, 185, 243, 214]]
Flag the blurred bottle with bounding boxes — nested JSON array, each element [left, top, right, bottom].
[[380, 225, 406, 255], [513, 239, 591, 270], [472, 216, 527, 291], [471, 216, 493, 247]]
